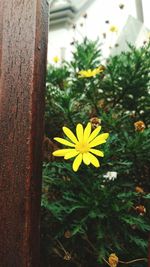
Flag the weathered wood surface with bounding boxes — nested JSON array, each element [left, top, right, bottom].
[[0, 0, 48, 266]]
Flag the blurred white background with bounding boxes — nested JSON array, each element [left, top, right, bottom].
[[48, 0, 150, 63]]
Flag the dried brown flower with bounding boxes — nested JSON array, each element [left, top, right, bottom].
[[97, 99, 105, 108], [42, 135, 59, 162], [135, 186, 144, 193], [134, 121, 146, 132], [108, 253, 119, 267], [119, 4, 124, 9], [83, 13, 87, 19], [135, 205, 146, 214], [103, 32, 106, 39], [90, 117, 101, 129], [64, 230, 72, 238], [64, 252, 71, 261]]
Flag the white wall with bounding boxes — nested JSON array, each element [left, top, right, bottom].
[[47, 0, 150, 63]]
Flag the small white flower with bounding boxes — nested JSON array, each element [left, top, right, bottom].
[[104, 171, 117, 181]]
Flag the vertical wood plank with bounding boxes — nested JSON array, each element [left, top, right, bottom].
[[0, 0, 48, 266]]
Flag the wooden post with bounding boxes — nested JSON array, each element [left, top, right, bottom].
[[0, 0, 48, 266]]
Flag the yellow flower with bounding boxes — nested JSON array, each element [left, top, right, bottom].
[[108, 253, 119, 267], [53, 56, 59, 63], [109, 25, 118, 33], [78, 66, 104, 78], [147, 32, 150, 40], [53, 123, 109, 172]]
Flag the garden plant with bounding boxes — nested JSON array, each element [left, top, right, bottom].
[[41, 38, 150, 267]]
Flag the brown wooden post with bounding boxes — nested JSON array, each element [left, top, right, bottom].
[[0, 0, 48, 266]]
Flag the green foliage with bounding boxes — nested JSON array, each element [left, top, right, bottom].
[[41, 38, 150, 267], [70, 38, 102, 70]]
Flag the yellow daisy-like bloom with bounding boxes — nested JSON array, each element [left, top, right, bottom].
[[108, 253, 119, 267], [147, 32, 150, 40], [109, 25, 118, 33], [78, 66, 104, 78], [53, 123, 109, 172], [53, 56, 59, 63]]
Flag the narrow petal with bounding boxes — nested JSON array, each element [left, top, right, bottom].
[[76, 124, 84, 142], [88, 153, 100, 167], [64, 149, 79, 159], [89, 133, 109, 148], [83, 123, 91, 141], [88, 126, 102, 142], [90, 149, 104, 157], [53, 149, 73, 157], [72, 153, 82, 172], [63, 127, 78, 144], [54, 137, 75, 147], [83, 152, 91, 165]]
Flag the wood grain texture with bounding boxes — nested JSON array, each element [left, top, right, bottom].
[[0, 0, 48, 266]]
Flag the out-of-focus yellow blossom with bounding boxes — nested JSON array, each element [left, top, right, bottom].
[[147, 32, 150, 40], [53, 122, 109, 172], [78, 66, 105, 78], [109, 25, 118, 33], [53, 56, 59, 63], [108, 253, 119, 267]]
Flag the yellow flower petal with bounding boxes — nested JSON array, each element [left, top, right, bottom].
[[89, 149, 104, 157], [83, 122, 91, 141], [88, 126, 102, 142], [72, 153, 82, 172], [76, 124, 84, 142], [89, 133, 109, 148], [83, 152, 91, 165], [54, 137, 75, 147], [88, 153, 100, 167], [64, 149, 79, 159], [63, 126, 78, 144], [53, 149, 73, 157]]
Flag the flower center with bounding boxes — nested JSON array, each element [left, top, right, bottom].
[[75, 142, 89, 153]]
